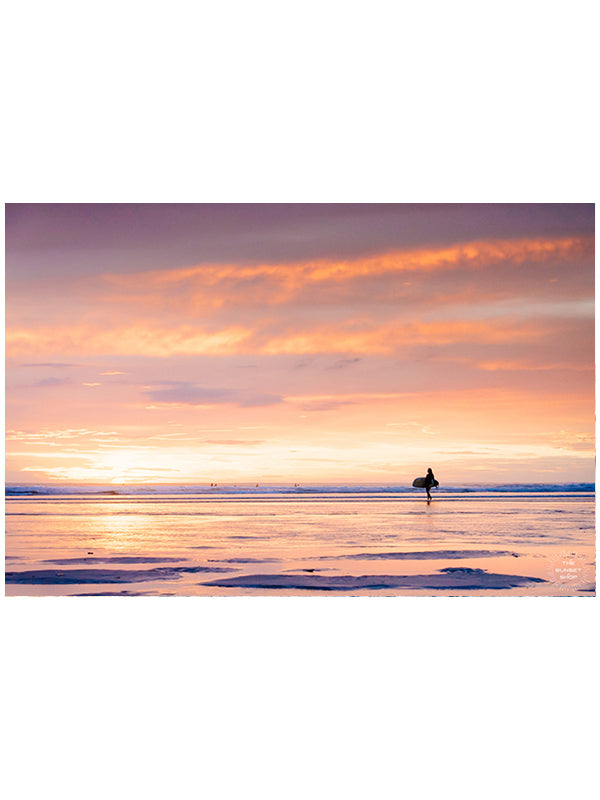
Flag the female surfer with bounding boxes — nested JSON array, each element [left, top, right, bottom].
[[424, 467, 436, 501]]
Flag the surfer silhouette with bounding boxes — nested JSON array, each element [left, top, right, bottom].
[[424, 467, 436, 502]]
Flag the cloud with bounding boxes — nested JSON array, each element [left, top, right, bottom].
[[258, 318, 553, 355], [122, 467, 182, 472], [201, 440, 265, 446], [143, 383, 283, 408], [4, 210, 595, 488], [6, 231, 594, 367], [327, 358, 362, 370], [99, 235, 592, 316], [9, 312, 591, 361], [299, 399, 357, 412], [31, 377, 72, 388], [551, 431, 595, 452], [6, 429, 119, 443], [237, 393, 284, 408], [6, 325, 252, 357], [6, 205, 594, 289], [144, 386, 232, 404]]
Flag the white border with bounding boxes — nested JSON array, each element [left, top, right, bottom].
[[3, 2, 598, 798]]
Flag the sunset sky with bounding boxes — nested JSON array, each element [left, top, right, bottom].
[[5, 203, 595, 485]]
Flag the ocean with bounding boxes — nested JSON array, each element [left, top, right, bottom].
[[5, 484, 595, 596]]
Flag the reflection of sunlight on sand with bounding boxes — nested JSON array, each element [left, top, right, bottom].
[[5, 494, 595, 596]]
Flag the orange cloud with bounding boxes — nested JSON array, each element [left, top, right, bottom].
[[6, 317, 552, 358], [259, 319, 548, 355], [6, 325, 253, 357], [477, 360, 594, 372], [101, 235, 592, 310]]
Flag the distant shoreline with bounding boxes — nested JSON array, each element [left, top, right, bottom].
[[5, 482, 595, 497]]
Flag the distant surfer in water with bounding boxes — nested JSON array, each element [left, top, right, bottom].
[[424, 467, 436, 502]]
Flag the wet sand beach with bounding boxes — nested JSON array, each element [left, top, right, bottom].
[[5, 487, 595, 597]]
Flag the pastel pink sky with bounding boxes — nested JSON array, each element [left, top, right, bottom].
[[5, 204, 595, 485]]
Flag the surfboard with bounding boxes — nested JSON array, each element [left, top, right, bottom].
[[412, 477, 439, 488]]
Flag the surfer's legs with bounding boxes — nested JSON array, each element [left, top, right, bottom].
[[426, 487, 432, 501]]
